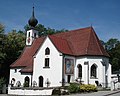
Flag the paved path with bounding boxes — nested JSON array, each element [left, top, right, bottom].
[[64, 90, 120, 96], [0, 95, 7, 96]]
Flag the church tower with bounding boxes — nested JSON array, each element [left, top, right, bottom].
[[26, 7, 38, 46]]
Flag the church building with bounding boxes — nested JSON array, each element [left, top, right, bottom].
[[8, 7, 111, 95]]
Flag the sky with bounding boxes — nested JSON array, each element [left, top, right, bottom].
[[0, 0, 120, 41]]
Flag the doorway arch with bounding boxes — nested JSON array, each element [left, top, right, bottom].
[[39, 76, 44, 87]]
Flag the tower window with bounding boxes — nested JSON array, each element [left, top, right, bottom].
[[28, 32, 30, 37], [45, 47, 50, 55], [34, 33, 36, 38], [44, 58, 50, 68]]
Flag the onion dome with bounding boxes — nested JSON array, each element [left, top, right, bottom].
[[28, 7, 38, 27]]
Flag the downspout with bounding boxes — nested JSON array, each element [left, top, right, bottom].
[[62, 54, 65, 87], [88, 62, 89, 84]]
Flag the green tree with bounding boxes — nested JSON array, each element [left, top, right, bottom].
[[103, 38, 120, 73], [0, 24, 6, 78], [4, 30, 25, 63], [106, 38, 119, 50], [0, 24, 5, 63], [0, 77, 6, 92], [3, 30, 25, 80]]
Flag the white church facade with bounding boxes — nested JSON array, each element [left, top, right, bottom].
[[8, 7, 112, 95]]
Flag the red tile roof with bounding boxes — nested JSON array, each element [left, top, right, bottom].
[[49, 35, 73, 55], [52, 27, 109, 56], [10, 27, 109, 73]]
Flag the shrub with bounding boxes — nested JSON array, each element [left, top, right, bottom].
[[52, 88, 61, 95], [0, 77, 6, 93], [68, 83, 80, 93], [80, 84, 97, 92], [52, 87, 69, 95], [0, 77, 6, 89]]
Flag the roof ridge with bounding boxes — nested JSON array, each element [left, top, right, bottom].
[[86, 27, 92, 54], [52, 26, 92, 36], [92, 29, 104, 55]]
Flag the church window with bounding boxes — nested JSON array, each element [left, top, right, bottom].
[[45, 47, 50, 55], [28, 32, 30, 37], [77, 64, 82, 78], [91, 64, 97, 78], [44, 58, 50, 68]]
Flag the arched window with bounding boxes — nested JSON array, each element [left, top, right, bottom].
[[91, 64, 97, 78], [24, 76, 30, 87], [77, 64, 82, 78], [45, 47, 50, 55]]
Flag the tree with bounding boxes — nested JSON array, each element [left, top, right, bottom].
[[104, 38, 120, 73], [0, 77, 6, 93], [0, 24, 5, 63], [105, 38, 119, 50], [4, 30, 25, 62], [2, 30, 25, 80], [0, 24, 6, 78]]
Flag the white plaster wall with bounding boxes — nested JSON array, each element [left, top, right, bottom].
[[26, 29, 38, 45], [9, 68, 32, 87], [33, 37, 63, 87], [111, 74, 120, 90], [75, 56, 111, 86], [108, 63, 112, 87]]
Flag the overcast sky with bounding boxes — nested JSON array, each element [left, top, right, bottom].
[[0, 0, 120, 41]]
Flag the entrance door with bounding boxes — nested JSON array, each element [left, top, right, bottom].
[[67, 75, 71, 83], [39, 76, 43, 87]]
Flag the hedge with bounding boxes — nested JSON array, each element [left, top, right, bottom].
[[80, 84, 97, 92]]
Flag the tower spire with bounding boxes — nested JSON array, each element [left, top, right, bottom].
[[28, 6, 38, 27], [26, 6, 39, 46], [32, 6, 35, 17]]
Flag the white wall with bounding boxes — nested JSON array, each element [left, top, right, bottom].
[[75, 56, 111, 87], [8, 87, 53, 95], [26, 29, 38, 45], [33, 37, 63, 87], [9, 68, 32, 87]]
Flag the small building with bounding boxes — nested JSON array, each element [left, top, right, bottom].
[[8, 7, 111, 95]]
